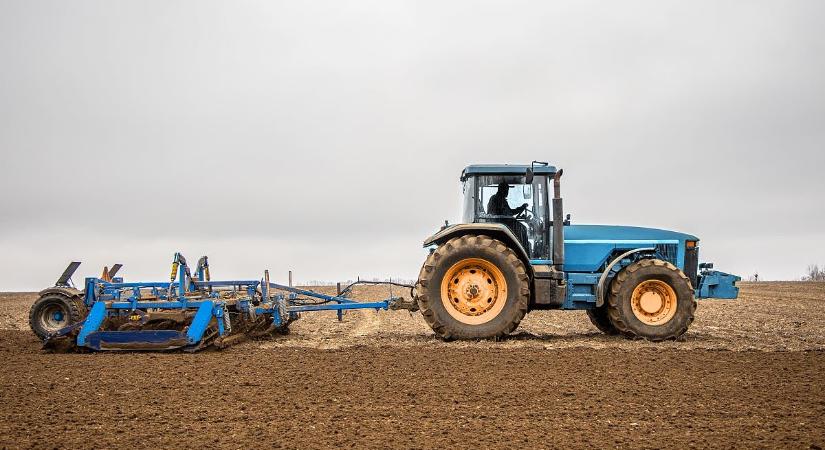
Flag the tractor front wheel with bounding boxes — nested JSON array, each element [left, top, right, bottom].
[[416, 235, 529, 340], [606, 259, 696, 341]]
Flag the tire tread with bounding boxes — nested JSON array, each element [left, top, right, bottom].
[[416, 234, 529, 340]]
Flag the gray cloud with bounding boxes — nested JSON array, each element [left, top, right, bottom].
[[1, 0, 823, 289]]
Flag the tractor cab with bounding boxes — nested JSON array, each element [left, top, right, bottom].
[[460, 163, 558, 260]]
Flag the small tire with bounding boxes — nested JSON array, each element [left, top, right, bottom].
[[586, 306, 617, 335], [607, 258, 696, 341], [417, 234, 529, 340], [29, 294, 85, 341]]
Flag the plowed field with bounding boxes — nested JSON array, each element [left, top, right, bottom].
[[1, 282, 824, 449]]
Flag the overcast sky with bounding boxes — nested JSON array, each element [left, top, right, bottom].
[[1, 0, 823, 290]]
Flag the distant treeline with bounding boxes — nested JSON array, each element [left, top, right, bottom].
[[748, 264, 825, 282], [803, 264, 825, 281]]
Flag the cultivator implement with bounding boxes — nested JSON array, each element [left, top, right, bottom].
[[31, 253, 416, 352]]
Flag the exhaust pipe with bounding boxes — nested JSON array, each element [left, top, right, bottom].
[[552, 169, 564, 271]]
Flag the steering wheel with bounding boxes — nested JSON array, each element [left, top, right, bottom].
[[516, 206, 532, 220]]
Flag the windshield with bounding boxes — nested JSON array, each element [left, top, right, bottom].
[[461, 174, 549, 259]]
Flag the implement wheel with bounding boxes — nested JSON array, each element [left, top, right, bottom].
[[416, 235, 529, 340], [29, 293, 86, 341], [606, 258, 696, 341]]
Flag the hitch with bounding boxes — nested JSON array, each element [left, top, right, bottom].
[[388, 296, 419, 312]]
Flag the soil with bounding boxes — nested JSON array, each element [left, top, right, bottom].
[[1, 282, 824, 449]]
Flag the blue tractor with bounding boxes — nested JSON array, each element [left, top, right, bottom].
[[415, 163, 740, 341]]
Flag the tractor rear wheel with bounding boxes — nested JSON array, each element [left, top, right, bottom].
[[606, 258, 696, 341], [416, 235, 529, 340], [586, 306, 617, 335], [29, 293, 86, 341]]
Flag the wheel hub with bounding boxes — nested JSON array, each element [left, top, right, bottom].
[[630, 279, 677, 325], [39, 304, 69, 332], [639, 292, 663, 314], [440, 258, 508, 325], [464, 284, 480, 299], [449, 268, 495, 316]]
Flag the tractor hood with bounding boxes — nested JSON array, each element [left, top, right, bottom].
[[563, 224, 698, 272], [422, 223, 699, 273], [423, 223, 698, 248], [565, 224, 698, 243]]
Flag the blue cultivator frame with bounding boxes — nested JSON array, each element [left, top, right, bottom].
[[46, 253, 412, 352]]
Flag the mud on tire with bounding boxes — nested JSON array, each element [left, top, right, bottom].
[[416, 234, 529, 340], [606, 258, 696, 341]]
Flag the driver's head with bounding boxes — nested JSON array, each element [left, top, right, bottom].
[[497, 181, 509, 196]]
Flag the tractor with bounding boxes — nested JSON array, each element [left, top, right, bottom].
[[25, 162, 740, 351], [415, 162, 739, 341]]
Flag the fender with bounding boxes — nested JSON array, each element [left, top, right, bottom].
[[594, 247, 655, 307], [423, 223, 533, 274], [38, 286, 83, 298]]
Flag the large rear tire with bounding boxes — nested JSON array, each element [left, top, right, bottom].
[[29, 293, 86, 341], [606, 258, 696, 341], [586, 306, 617, 335], [416, 235, 529, 340]]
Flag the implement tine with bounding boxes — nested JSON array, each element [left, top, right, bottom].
[[108, 264, 123, 279], [100, 266, 111, 282], [55, 262, 81, 287]]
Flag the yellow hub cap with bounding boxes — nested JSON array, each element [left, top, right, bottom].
[[631, 279, 677, 325], [440, 258, 507, 325]]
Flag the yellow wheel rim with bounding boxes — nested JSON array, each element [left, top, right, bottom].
[[630, 279, 678, 326], [440, 258, 507, 325]]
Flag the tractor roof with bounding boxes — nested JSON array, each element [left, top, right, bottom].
[[460, 164, 558, 181]]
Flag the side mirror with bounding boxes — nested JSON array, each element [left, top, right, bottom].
[[527, 161, 548, 184], [522, 184, 532, 199]]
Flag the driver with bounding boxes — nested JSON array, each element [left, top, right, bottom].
[[487, 182, 528, 217], [487, 182, 530, 251]]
